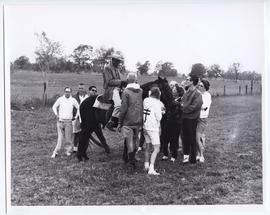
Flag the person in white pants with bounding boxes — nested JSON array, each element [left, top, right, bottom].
[[196, 79, 212, 163], [51, 87, 79, 158]]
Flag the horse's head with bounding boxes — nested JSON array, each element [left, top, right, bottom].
[[155, 76, 174, 109], [141, 76, 174, 110]]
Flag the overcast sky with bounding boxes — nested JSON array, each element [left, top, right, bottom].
[[4, 1, 264, 74]]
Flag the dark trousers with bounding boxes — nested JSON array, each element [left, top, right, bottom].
[[74, 132, 80, 147], [162, 122, 181, 159], [182, 118, 198, 163], [78, 124, 108, 158]]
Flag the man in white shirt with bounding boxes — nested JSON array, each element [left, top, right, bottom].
[[51, 87, 79, 158], [196, 79, 212, 162]]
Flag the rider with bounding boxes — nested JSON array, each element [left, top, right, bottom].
[[103, 53, 127, 131]]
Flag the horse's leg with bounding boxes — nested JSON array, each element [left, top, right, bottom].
[[89, 134, 104, 148]]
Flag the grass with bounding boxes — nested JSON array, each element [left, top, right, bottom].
[[10, 70, 262, 103], [10, 95, 262, 205]]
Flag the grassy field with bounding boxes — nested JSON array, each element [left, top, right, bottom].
[[10, 95, 262, 205], [10, 70, 261, 103]]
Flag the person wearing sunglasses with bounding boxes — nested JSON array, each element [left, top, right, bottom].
[[196, 79, 212, 163], [88, 86, 98, 96]]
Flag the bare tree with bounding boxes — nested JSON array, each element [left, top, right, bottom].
[[35, 32, 63, 105], [228, 63, 241, 82]]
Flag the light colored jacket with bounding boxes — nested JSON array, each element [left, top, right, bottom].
[[200, 91, 212, 118], [102, 63, 122, 101], [143, 97, 164, 132], [119, 83, 143, 127]]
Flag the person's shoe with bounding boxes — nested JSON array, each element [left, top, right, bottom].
[[199, 156, 205, 163], [148, 169, 160, 175], [66, 151, 72, 156], [170, 157, 176, 162], [51, 152, 58, 158], [104, 146, 111, 154], [82, 155, 89, 160], [73, 146, 78, 153], [196, 155, 200, 161], [77, 155, 83, 162], [161, 155, 169, 161], [106, 121, 116, 132], [136, 147, 142, 154], [182, 155, 189, 164]]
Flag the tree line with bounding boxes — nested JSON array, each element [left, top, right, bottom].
[[10, 32, 261, 81]]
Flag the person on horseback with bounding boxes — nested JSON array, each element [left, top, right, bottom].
[[102, 53, 127, 131]]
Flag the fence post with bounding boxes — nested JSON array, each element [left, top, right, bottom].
[[250, 79, 253, 95], [245, 85, 248, 95], [43, 82, 47, 105], [223, 85, 226, 96], [239, 86, 241, 95]]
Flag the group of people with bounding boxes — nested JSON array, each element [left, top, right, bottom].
[[50, 53, 212, 176]]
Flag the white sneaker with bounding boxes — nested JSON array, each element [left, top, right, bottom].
[[199, 156, 205, 163], [144, 167, 149, 172], [196, 155, 200, 161], [136, 147, 142, 153], [148, 169, 160, 175], [170, 157, 176, 162], [161, 156, 169, 161], [182, 155, 189, 163], [66, 151, 72, 156], [51, 152, 58, 158], [73, 146, 78, 152]]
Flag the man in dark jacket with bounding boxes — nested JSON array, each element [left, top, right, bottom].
[[77, 87, 110, 162], [181, 75, 203, 164], [161, 85, 185, 162], [119, 72, 143, 167]]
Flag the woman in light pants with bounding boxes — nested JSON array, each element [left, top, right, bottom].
[[196, 79, 212, 163]]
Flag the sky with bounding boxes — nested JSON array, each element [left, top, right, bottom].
[[4, 0, 264, 74]]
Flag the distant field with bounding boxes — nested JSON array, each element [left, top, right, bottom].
[[10, 95, 262, 205], [10, 70, 261, 102]]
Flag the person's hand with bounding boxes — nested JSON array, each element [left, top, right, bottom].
[[121, 80, 128, 88], [161, 106, 166, 115]]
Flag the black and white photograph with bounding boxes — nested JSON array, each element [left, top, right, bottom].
[[1, 0, 270, 214]]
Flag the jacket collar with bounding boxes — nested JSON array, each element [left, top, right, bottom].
[[126, 83, 140, 89]]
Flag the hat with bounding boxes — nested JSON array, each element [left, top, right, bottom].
[[111, 53, 124, 61]]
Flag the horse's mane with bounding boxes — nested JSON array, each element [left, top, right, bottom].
[[140, 76, 174, 109]]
